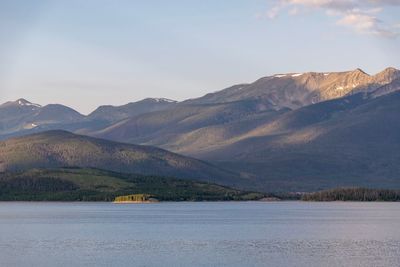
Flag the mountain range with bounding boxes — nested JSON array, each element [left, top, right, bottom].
[[1, 67, 400, 192]]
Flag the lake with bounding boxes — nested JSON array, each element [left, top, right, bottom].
[[0, 202, 399, 267]]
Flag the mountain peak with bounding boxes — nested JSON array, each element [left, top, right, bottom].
[[0, 98, 42, 108], [351, 68, 369, 76], [374, 67, 400, 82], [383, 67, 399, 72], [15, 98, 42, 108], [378, 67, 400, 75]]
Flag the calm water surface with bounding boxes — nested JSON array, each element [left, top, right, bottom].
[[0, 202, 399, 267]]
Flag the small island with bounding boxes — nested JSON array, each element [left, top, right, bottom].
[[113, 194, 159, 203]]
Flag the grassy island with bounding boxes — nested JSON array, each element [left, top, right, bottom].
[[114, 194, 159, 203]]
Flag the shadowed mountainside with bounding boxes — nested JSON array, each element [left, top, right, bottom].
[[94, 98, 287, 146], [196, 91, 400, 191], [98, 90, 400, 192], [0, 130, 243, 187]]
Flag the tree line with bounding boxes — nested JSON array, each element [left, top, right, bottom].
[[302, 187, 400, 201]]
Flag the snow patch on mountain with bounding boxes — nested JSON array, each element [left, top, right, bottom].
[[17, 99, 41, 108], [153, 98, 177, 103], [291, 73, 303, 77]]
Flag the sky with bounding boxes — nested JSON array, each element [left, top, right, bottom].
[[0, 0, 399, 114]]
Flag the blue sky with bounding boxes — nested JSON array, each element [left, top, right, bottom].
[[1, 0, 399, 114]]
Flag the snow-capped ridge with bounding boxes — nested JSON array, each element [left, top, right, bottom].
[[16, 98, 42, 108], [273, 73, 303, 78], [291, 73, 303, 77], [150, 98, 177, 103]]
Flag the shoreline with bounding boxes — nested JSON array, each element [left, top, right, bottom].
[[113, 200, 159, 204], [0, 199, 399, 203]]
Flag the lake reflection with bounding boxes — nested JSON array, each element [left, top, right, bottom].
[[0, 202, 399, 267]]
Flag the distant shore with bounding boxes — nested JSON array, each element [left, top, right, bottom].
[[301, 187, 400, 202]]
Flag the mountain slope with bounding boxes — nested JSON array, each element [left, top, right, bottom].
[[0, 130, 241, 186], [94, 98, 285, 146], [95, 68, 400, 150], [371, 77, 400, 98], [190, 91, 400, 191], [87, 98, 177, 123], [32, 104, 84, 124]]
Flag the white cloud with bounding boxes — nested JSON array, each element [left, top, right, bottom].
[[267, 0, 399, 38], [337, 13, 385, 35], [288, 8, 299, 15], [337, 13, 378, 31], [368, 0, 400, 5], [267, 6, 282, 19]]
